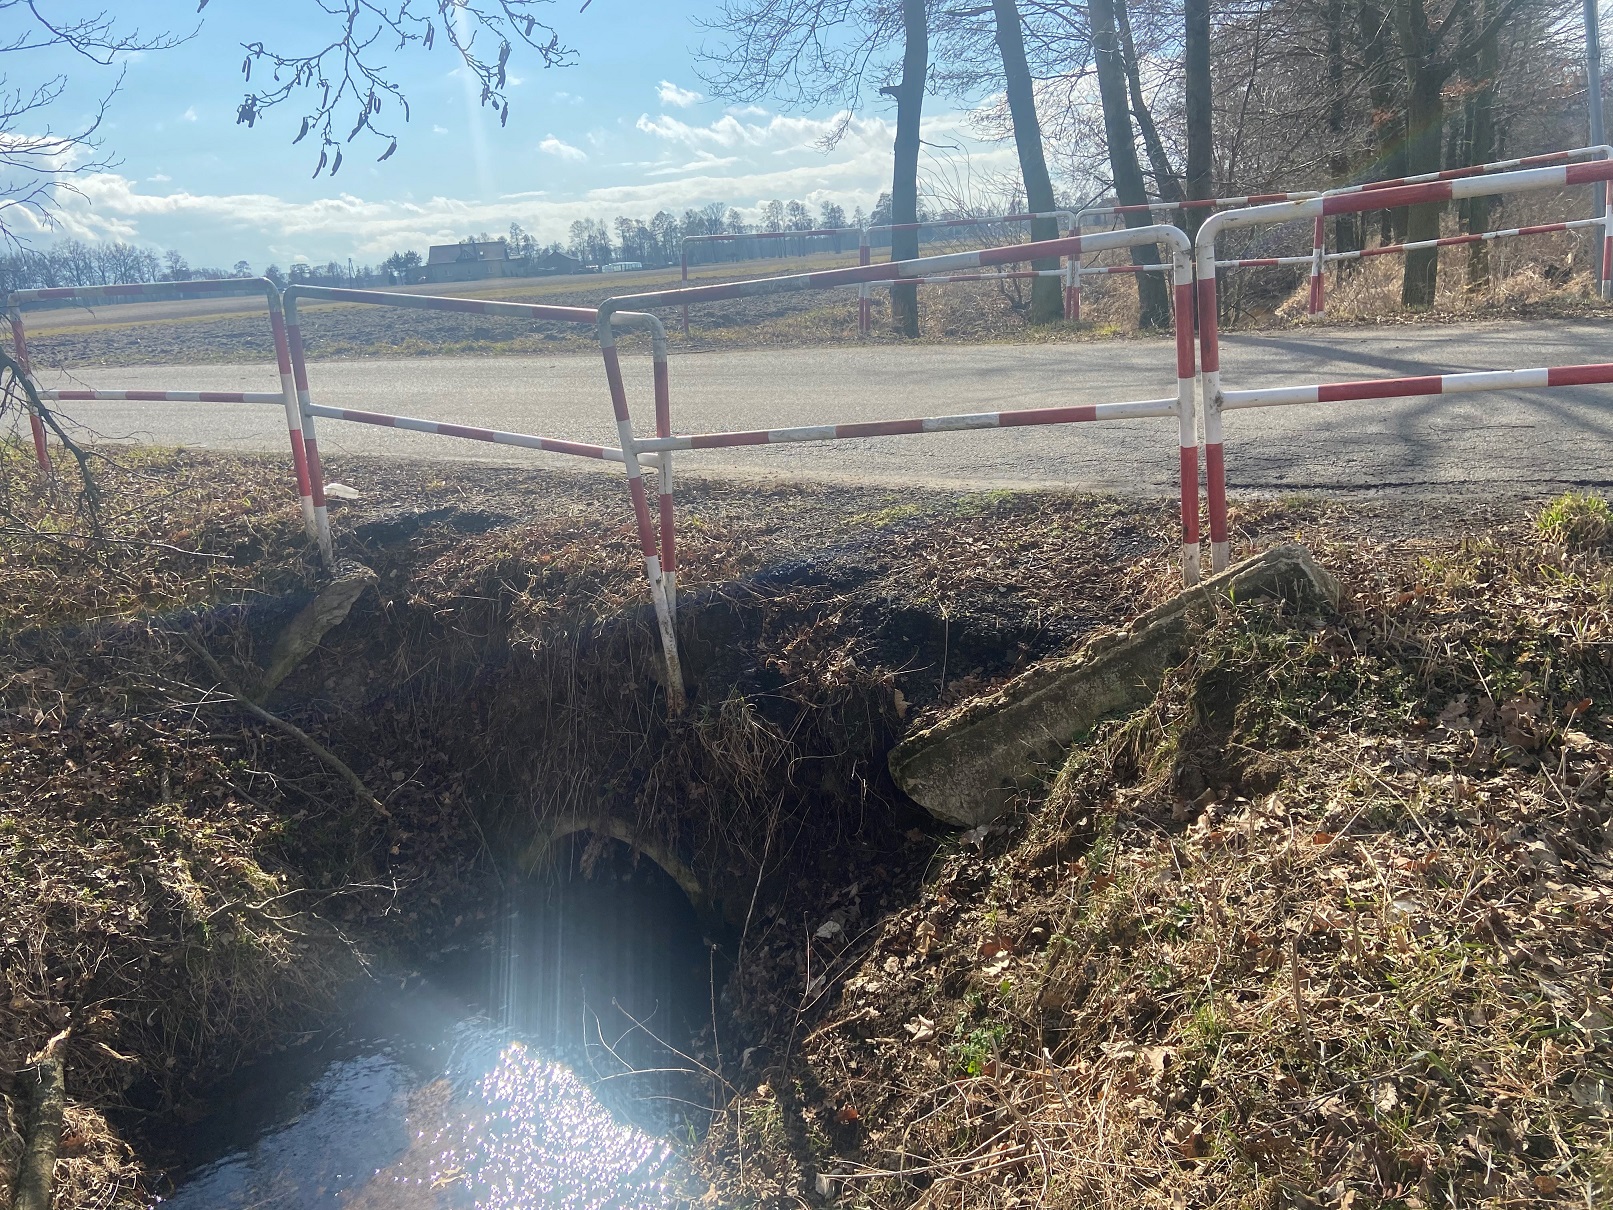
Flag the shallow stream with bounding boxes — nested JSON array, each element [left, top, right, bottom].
[[149, 839, 715, 1208]]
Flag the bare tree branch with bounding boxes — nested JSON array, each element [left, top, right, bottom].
[[233, 0, 576, 177]]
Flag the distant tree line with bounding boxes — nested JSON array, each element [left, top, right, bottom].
[[0, 238, 389, 294], [2, 192, 987, 295]]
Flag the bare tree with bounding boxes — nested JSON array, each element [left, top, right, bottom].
[[696, 0, 931, 335], [1090, 0, 1172, 327], [1, 0, 575, 246], [1391, 0, 1532, 305], [0, 4, 192, 248], [991, 0, 1064, 322]]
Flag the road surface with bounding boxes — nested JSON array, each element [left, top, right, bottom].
[[31, 317, 1613, 497]]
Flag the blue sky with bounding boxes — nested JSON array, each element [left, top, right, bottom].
[[17, 2, 1016, 268]]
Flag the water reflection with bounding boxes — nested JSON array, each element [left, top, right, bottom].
[[155, 837, 711, 1208]]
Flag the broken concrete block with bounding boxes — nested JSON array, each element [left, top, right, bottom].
[[256, 559, 378, 700], [887, 544, 1340, 827]]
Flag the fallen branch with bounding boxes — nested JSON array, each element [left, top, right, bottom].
[[13, 1028, 69, 1210], [178, 632, 391, 816]]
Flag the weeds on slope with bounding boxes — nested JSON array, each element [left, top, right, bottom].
[[708, 498, 1613, 1208]]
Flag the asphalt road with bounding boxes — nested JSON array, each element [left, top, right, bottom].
[[33, 317, 1613, 497]]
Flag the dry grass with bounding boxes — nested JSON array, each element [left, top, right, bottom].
[[1277, 223, 1610, 326], [702, 499, 1613, 1209]]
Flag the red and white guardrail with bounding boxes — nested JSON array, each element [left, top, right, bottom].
[[6, 278, 319, 538], [597, 225, 1202, 708], [1194, 156, 1613, 572], [856, 212, 1077, 334], [280, 285, 670, 576]]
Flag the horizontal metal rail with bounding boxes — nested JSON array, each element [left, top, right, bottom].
[[1220, 362, 1613, 410], [1195, 156, 1613, 573], [630, 397, 1178, 453], [7, 277, 316, 536], [302, 403, 632, 462]]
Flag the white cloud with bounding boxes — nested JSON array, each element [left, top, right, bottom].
[[181, 107, 198, 122], [146, 173, 171, 183], [432, 124, 449, 135], [657, 80, 704, 108], [538, 135, 587, 162], [18, 104, 1018, 265]]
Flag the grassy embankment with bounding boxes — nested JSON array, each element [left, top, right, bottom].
[[3, 432, 1611, 1207], [0, 438, 1177, 1206], [702, 493, 1613, 1208]]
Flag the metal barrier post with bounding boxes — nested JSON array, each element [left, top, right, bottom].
[[1308, 217, 1326, 315], [597, 314, 685, 713], [600, 224, 1202, 585], [5, 305, 51, 471], [858, 234, 872, 337], [8, 279, 306, 510], [1197, 157, 1613, 572]]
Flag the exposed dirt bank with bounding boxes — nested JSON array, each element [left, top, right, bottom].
[[3, 440, 1608, 1206], [0, 443, 1177, 1205]]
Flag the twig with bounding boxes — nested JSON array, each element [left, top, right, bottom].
[[178, 632, 390, 816]]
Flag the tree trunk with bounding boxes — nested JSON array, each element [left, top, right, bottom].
[[1117, 0, 1181, 202], [1358, 0, 1407, 243], [890, 0, 928, 337], [1090, 0, 1172, 328], [1465, 0, 1499, 290], [992, 0, 1063, 323], [1392, 0, 1443, 305], [1328, 0, 1362, 259], [1400, 69, 1445, 306], [1184, 0, 1212, 242], [14, 1032, 67, 1210]]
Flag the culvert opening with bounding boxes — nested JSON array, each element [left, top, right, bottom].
[[500, 832, 719, 1133]]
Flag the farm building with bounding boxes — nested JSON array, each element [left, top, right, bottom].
[[425, 240, 515, 284]]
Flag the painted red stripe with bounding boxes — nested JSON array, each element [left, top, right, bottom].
[[1547, 363, 1613, 386], [304, 438, 327, 508], [659, 494, 676, 573], [1205, 443, 1227, 543], [437, 422, 498, 443], [627, 477, 658, 558], [1566, 161, 1613, 186], [1239, 258, 1280, 267], [1245, 193, 1291, 204], [538, 438, 608, 459], [1196, 278, 1220, 373], [287, 428, 312, 499], [333, 409, 399, 427], [998, 404, 1099, 427], [1179, 444, 1200, 544], [690, 431, 770, 448], [835, 418, 927, 438], [287, 323, 312, 392], [601, 345, 633, 424], [269, 307, 294, 377], [1322, 182, 1453, 215], [1316, 375, 1443, 402], [653, 359, 671, 438], [1519, 151, 1571, 167], [1173, 283, 1195, 378]]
